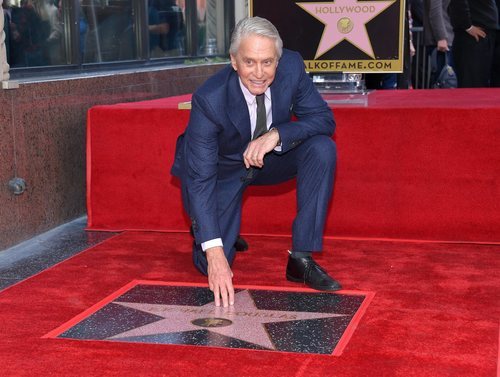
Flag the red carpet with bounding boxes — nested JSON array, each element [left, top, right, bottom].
[[0, 232, 498, 376], [86, 89, 500, 242]]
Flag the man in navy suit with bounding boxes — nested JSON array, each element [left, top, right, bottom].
[[172, 17, 341, 307]]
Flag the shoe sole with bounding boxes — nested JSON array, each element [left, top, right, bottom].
[[286, 273, 303, 283], [286, 273, 342, 291]]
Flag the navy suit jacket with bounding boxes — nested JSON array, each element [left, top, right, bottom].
[[171, 49, 335, 245]]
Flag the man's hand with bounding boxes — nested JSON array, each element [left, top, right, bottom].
[[437, 39, 449, 52], [467, 25, 486, 42], [243, 128, 280, 169], [206, 246, 234, 307]]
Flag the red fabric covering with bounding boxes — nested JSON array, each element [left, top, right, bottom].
[[0, 232, 498, 376], [87, 89, 500, 242]]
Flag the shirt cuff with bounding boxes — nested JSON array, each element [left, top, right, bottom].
[[201, 238, 223, 251]]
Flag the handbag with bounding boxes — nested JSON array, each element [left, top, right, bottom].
[[432, 52, 457, 89]]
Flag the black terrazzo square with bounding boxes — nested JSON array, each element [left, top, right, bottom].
[[45, 281, 374, 355]]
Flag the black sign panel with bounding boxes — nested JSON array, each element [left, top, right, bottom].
[[250, 0, 405, 72]]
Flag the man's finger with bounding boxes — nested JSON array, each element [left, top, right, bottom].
[[213, 285, 221, 307], [257, 151, 266, 166], [243, 149, 252, 168], [228, 285, 235, 306], [220, 286, 229, 307]]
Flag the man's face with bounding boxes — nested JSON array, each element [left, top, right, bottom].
[[230, 35, 279, 96]]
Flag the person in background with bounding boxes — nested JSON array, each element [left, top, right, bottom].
[[77, 0, 87, 60], [410, 0, 424, 27], [2, 0, 11, 64], [448, 0, 499, 87], [9, 0, 46, 67], [492, 0, 500, 86], [33, 0, 62, 65], [149, 0, 184, 56], [148, 0, 169, 56], [423, 0, 454, 87]]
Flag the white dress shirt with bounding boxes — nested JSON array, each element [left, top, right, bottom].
[[201, 80, 273, 252]]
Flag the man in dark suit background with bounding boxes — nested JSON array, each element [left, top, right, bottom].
[[171, 17, 341, 307], [448, 0, 499, 87]]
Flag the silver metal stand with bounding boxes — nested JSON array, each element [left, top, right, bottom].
[[313, 73, 371, 106]]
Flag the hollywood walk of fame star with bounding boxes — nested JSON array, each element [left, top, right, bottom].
[[109, 290, 346, 350], [297, 0, 395, 59]]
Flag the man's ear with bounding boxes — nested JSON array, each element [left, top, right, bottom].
[[230, 54, 238, 71]]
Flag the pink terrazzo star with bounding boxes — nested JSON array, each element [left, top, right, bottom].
[[110, 290, 345, 350], [297, 0, 395, 58]]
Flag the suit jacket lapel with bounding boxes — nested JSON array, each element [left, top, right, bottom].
[[227, 72, 252, 142], [270, 68, 292, 125]]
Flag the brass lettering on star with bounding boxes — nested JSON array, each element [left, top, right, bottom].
[[234, 312, 298, 320], [315, 5, 377, 14], [175, 307, 298, 320], [181, 308, 207, 314]]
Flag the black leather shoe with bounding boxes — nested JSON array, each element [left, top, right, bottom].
[[286, 256, 342, 291], [234, 236, 248, 252]]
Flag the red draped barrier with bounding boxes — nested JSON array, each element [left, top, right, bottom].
[[87, 89, 500, 242]]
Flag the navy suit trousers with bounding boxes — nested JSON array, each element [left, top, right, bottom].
[[189, 135, 336, 276]]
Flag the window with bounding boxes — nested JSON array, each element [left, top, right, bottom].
[[148, 0, 185, 58], [81, 0, 138, 63], [7, 0, 70, 68], [3, 0, 244, 77]]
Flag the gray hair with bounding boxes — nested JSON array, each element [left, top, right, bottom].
[[229, 17, 283, 59]]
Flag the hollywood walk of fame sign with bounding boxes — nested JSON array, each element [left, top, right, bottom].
[[250, 0, 406, 73], [44, 281, 374, 355]]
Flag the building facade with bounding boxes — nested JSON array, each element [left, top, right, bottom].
[[0, 0, 248, 249]]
